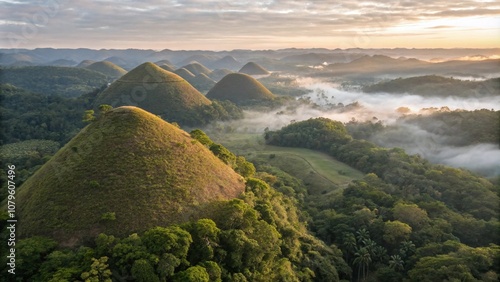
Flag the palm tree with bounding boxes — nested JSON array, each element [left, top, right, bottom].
[[389, 254, 404, 271], [353, 247, 372, 282], [356, 228, 370, 244], [399, 240, 415, 259], [342, 232, 357, 263]]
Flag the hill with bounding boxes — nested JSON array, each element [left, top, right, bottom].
[[76, 60, 96, 68], [181, 62, 212, 76], [208, 55, 241, 70], [16, 106, 245, 245], [174, 67, 196, 80], [238, 61, 270, 75], [190, 73, 216, 92], [94, 62, 212, 124], [0, 66, 108, 97], [206, 73, 275, 104], [84, 61, 127, 78], [209, 68, 233, 81], [363, 75, 500, 97]]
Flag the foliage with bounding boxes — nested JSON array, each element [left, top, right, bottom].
[[363, 75, 500, 97], [0, 66, 109, 97], [265, 117, 500, 280]]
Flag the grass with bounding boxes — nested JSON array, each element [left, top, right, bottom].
[[212, 133, 364, 195], [206, 73, 275, 104], [94, 62, 211, 118], [239, 62, 270, 75], [85, 61, 127, 78], [15, 106, 245, 245]]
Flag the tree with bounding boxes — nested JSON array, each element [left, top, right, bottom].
[[353, 247, 371, 281], [173, 266, 210, 282], [383, 221, 412, 247], [131, 259, 160, 282], [80, 257, 112, 282], [82, 110, 96, 123], [98, 104, 113, 115], [388, 255, 404, 271]]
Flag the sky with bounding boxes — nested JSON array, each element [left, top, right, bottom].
[[1, 0, 499, 50]]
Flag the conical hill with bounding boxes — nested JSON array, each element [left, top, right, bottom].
[[94, 62, 211, 123], [238, 62, 270, 75], [206, 73, 275, 104], [85, 61, 127, 78], [16, 106, 245, 245]]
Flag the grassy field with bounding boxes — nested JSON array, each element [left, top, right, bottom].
[[212, 133, 364, 195]]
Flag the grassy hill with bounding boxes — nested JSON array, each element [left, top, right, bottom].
[[239, 62, 270, 75], [209, 68, 233, 81], [206, 73, 275, 104], [94, 62, 212, 124], [84, 61, 127, 78], [16, 106, 245, 245], [0, 66, 108, 97], [182, 62, 212, 76]]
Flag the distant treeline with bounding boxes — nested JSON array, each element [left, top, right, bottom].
[[363, 75, 500, 97]]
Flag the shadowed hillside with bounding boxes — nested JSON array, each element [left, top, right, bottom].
[[16, 106, 245, 245], [239, 62, 270, 75], [206, 73, 275, 104]]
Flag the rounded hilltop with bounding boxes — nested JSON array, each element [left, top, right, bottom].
[[16, 106, 245, 246], [85, 61, 127, 78], [206, 73, 275, 105], [93, 62, 211, 124], [238, 62, 270, 75]]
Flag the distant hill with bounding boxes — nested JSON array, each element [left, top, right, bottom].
[[209, 68, 233, 81], [45, 59, 77, 67], [208, 55, 241, 70], [94, 62, 212, 125], [175, 54, 220, 67], [363, 75, 500, 97], [76, 60, 96, 68], [16, 106, 245, 245], [85, 61, 127, 78], [239, 62, 270, 75], [181, 62, 212, 76], [0, 66, 108, 97], [190, 73, 216, 92], [206, 73, 275, 104], [174, 67, 196, 80]]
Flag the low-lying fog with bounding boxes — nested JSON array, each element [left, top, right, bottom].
[[210, 78, 500, 177]]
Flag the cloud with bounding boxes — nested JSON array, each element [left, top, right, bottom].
[[0, 0, 499, 49]]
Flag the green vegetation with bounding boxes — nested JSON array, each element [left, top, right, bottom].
[[363, 75, 500, 97], [206, 73, 275, 105], [0, 66, 108, 97], [4, 178, 349, 281], [182, 62, 212, 76], [346, 109, 499, 146], [15, 106, 246, 244], [238, 62, 270, 75], [0, 83, 95, 145], [84, 61, 127, 78], [265, 117, 500, 281]]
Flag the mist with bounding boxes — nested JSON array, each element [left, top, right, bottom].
[[207, 78, 500, 177]]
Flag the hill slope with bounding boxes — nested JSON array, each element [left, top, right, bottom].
[[94, 62, 211, 124], [16, 106, 245, 245], [239, 62, 270, 75], [206, 73, 275, 104], [84, 61, 127, 78]]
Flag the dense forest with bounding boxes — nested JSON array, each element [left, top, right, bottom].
[[0, 66, 110, 97], [346, 109, 499, 147], [265, 117, 500, 281]]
